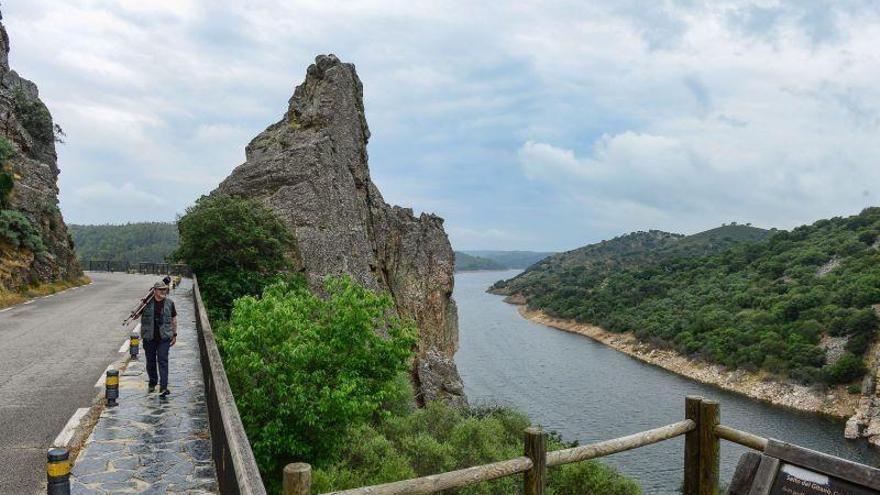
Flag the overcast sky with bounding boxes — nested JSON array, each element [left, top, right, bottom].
[[3, 1, 879, 251]]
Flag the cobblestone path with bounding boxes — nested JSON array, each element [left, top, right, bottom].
[[71, 279, 218, 494]]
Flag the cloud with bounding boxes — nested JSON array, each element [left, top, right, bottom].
[[68, 182, 168, 224], [1, 0, 878, 251]]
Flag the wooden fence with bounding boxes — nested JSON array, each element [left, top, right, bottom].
[[193, 274, 268, 495], [281, 396, 770, 495]]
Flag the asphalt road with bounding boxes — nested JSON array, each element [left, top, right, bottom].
[[0, 272, 161, 495]]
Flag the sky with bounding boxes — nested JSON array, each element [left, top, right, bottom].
[[3, 0, 879, 251]]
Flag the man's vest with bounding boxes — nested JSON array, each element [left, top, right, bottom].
[[140, 297, 175, 341]]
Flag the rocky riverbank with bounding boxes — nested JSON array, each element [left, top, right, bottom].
[[516, 305, 859, 420]]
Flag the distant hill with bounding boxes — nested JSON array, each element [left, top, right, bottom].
[[491, 224, 771, 298], [70, 222, 178, 264], [454, 252, 504, 271], [492, 213, 880, 386], [462, 250, 554, 270]]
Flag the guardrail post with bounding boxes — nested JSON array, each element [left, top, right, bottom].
[[524, 427, 547, 495], [698, 399, 720, 495], [283, 463, 311, 495], [46, 448, 70, 495], [105, 369, 119, 407], [129, 332, 140, 359], [684, 396, 702, 495]]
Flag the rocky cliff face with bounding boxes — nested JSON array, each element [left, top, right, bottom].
[[0, 12, 81, 290], [216, 54, 465, 406]]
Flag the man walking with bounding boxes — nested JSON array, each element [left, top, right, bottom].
[[140, 280, 177, 397]]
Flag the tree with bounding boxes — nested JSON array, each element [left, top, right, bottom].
[[174, 194, 293, 317], [218, 277, 416, 485]]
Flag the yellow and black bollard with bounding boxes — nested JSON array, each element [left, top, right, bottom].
[[105, 369, 119, 407], [129, 332, 139, 359], [46, 448, 70, 495]]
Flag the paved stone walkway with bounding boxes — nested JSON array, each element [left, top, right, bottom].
[[71, 279, 218, 494]]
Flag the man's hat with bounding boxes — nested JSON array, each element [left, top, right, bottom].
[[153, 281, 169, 291]]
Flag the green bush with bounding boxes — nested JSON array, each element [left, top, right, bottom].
[[13, 89, 56, 144], [0, 136, 16, 208], [823, 353, 868, 384], [217, 276, 417, 491], [313, 401, 641, 495], [0, 210, 45, 252], [174, 194, 293, 317]]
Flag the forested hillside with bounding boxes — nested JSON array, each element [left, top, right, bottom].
[[495, 211, 880, 385], [491, 224, 770, 298], [464, 250, 554, 269], [454, 251, 503, 271], [69, 222, 178, 263]]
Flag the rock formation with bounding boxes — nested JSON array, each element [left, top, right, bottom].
[[0, 11, 81, 290], [215, 54, 466, 406]]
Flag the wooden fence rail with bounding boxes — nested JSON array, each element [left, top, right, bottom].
[[281, 395, 774, 495]]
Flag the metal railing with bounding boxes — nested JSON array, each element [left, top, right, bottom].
[[192, 274, 267, 495], [281, 397, 771, 495]]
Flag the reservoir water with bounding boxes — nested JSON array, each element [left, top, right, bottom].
[[454, 269, 879, 494]]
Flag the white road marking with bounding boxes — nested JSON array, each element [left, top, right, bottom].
[[119, 323, 142, 353], [0, 308, 10, 313], [52, 408, 89, 448], [22, 300, 34, 305]]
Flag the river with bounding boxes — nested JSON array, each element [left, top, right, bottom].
[[453, 269, 879, 494]]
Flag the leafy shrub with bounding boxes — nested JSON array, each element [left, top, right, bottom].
[[0, 171, 12, 209], [823, 353, 867, 384], [313, 400, 641, 495], [0, 210, 45, 252], [0, 136, 16, 208], [217, 276, 417, 491], [845, 334, 870, 356], [13, 89, 58, 144], [174, 194, 292, 317]]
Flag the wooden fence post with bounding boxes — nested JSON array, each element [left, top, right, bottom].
[[283, 463, 311, 495], [524, 427, 547, 495], [698, 399, 720, 495], [684, 396, 702, 495]]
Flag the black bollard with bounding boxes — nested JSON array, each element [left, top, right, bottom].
[[129, 332, 139, 359], [46, 448, 70, 495], [105, 369, 119, 407]]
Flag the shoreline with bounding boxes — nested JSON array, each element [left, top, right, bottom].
[[515, 305, 858, 420]]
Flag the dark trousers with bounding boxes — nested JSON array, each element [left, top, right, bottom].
[[143, 339, 171, 389]]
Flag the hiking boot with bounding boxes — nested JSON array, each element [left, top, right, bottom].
[[159, 388, 170, 398], [148, 384, 156, 393]]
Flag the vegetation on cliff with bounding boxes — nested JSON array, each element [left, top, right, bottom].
[[174, 195, 292, 319], [69, 222, 178, 264], [497, 210, 880, 385], [178, 193, 639, 494], [218, 277, 640, 495], [0, 137, 43, 254]]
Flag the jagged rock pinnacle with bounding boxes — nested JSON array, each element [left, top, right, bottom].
[[217, 54, 466, 406]]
